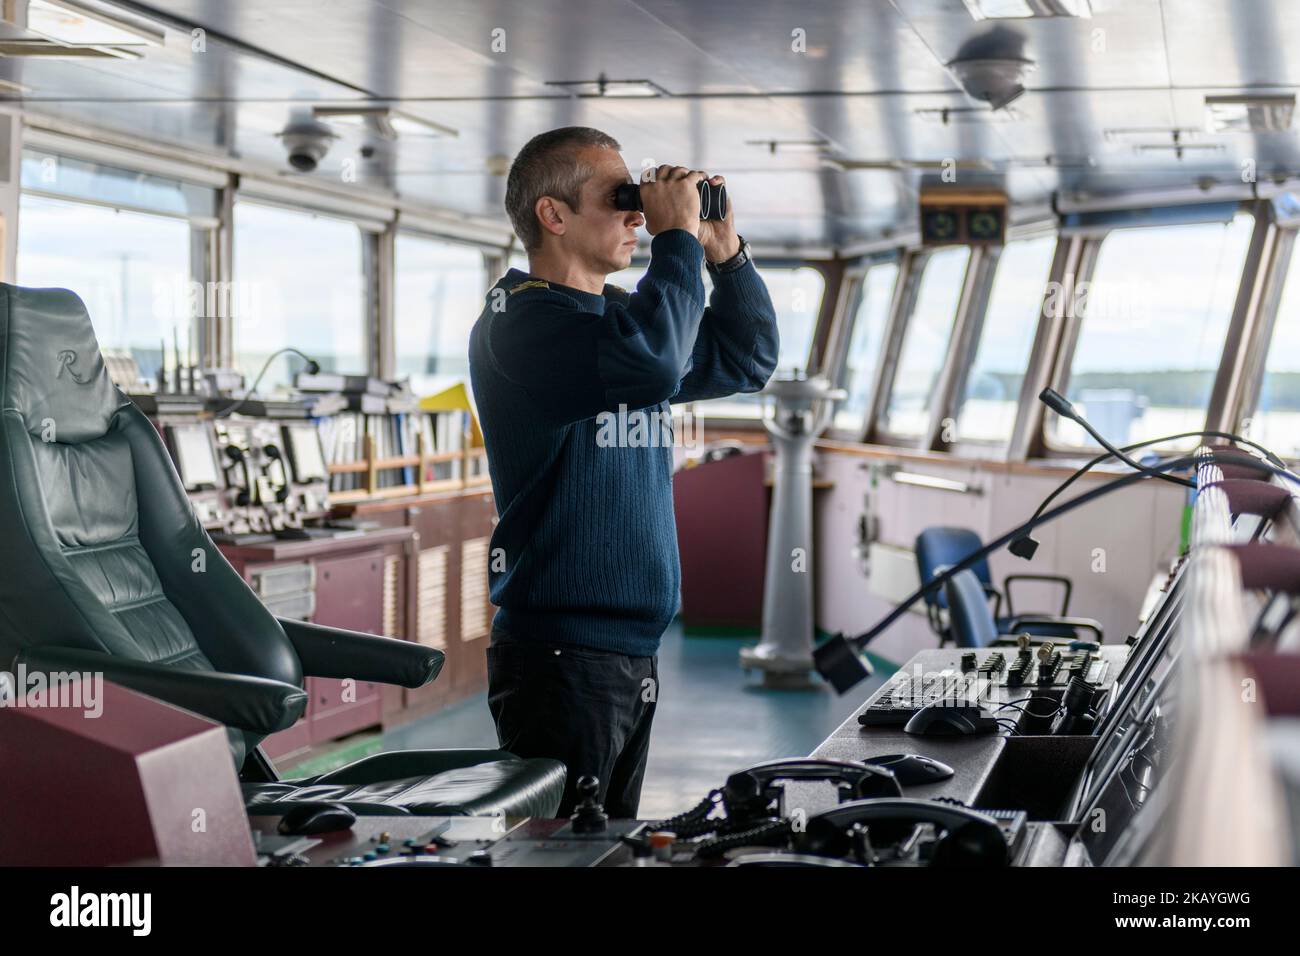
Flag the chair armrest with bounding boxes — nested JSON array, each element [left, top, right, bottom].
[[277, 618, 444, 689], [1003, 573, 1073, 616], [1002, 615, 1104, 642], [11, 646, 307, 734], [307, 749, 518, 785]]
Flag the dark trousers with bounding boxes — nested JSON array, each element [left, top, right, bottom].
[[486, 637, 658, 819]]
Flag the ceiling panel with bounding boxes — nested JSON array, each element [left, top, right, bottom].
[[1162, 0, 1300, 88], [2, 0, 1300, 250]]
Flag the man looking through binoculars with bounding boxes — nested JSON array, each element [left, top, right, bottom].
[[468, 126, 779, 818]]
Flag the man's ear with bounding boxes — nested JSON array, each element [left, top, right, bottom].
[[535, 197, 566, 239]]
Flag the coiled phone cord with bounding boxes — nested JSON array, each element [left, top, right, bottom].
[[644, 789, 725, 839], [694, 819, 794, 860]]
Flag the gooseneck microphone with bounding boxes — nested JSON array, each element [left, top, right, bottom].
[[215, 347, 322, 419], [1009, 424, 1287, 561], [1038, 388, 1195, 491]]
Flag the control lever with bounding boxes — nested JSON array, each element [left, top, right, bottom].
[[569, 776, 608, 834], [1051, 675, 1101, 735]]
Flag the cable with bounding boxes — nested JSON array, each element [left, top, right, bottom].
[[992, 694, 1059, 711], [992, 696, 1062, 720], [1010, 427, 1290, 560], [214, 347, 321, 419]]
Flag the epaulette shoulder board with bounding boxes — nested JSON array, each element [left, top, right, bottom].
[[508, 279, 551, 295]]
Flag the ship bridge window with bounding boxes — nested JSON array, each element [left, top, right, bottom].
[[232, 200, 367, 393], [1049, 213, 1253, 450], [394, 233, 488, 397], [954, 234, 1057, 444], [16, 149, 215, 389], [763, 265, 825, 376], [881, 246, 971, 438], [698, 265, 824, 418], [1247, 240, 1300, 460], [834, 262, 899, 432], [17, 194, 192, 389]]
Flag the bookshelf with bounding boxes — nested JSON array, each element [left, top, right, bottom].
[[327, 428, 490, 504]]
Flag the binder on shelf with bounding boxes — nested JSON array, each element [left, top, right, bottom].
[[316, 380, 489, 504], [296, 372, 390, 396]]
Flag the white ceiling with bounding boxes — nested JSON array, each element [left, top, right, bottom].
[[5, 0, 1300, 248]]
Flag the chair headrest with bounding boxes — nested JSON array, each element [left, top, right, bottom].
[[915, 526, 990, 609], [0, 284, 124, 443]]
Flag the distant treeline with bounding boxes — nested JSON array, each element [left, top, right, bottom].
[[971, 370, 1300, 411]]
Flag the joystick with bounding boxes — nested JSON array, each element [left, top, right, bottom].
[[569, 776, 609, 834]]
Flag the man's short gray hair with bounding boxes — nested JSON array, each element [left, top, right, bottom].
[[505, 127, 622, 251]]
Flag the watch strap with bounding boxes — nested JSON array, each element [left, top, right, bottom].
[[707, 236, 751, 274]]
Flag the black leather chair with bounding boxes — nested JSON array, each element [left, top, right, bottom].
[[0, 284, 564, 817]]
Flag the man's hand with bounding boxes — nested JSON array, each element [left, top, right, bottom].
[[639, 165, 702, 239], [695, 174, 740, 263]]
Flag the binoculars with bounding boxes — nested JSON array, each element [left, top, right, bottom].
[[614, 179, 728, 221]]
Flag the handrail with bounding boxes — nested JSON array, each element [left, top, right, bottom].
[[1153, 446, 1293, 865]]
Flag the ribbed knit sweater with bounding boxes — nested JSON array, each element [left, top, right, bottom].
[[468, 229, 779, 656]]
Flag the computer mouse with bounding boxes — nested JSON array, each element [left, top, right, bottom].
[[277, 802, 358, 836], [866, 753, 956, 785], [904, 702, 1000, 736]]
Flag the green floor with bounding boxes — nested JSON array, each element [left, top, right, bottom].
[[290, 621, 891, 821]]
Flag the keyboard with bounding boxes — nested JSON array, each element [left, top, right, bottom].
[[858, 670, 993, 727]]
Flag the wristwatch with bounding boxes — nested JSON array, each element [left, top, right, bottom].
[[706, 235, 752, 275]]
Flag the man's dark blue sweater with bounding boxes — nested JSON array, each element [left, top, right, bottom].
[[468, 229, 779, 657]]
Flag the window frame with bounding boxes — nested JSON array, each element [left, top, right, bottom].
[[867, 245, 977, 448], [756, 257, 829, 379], [16, 147, 220, 372], [229, 196, 374, 386], [1038, 205, 1262, 457], [666, 256, 830, 426], [24, 122, 1295, 468], [387, 226, 494, 388], [945, 229, 1061, 457], [1230, 210, 1300, 460], [823, 252, 902, 442]]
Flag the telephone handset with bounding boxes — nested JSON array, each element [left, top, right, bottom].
[[722, 758, 903, 821], [224, 444, 256, 506], [639, 758, 903, 860], [262, 444, 292, 503], [800, 798, 1009, 867]]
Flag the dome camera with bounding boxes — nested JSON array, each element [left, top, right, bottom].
[[278, 119, 338, 172]]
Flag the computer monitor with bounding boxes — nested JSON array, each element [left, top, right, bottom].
[[1064, 565, 1187, 820], [1068, 658, 1179, 866], [167, 422, 221, 492], [283, 423, 328, 484]]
